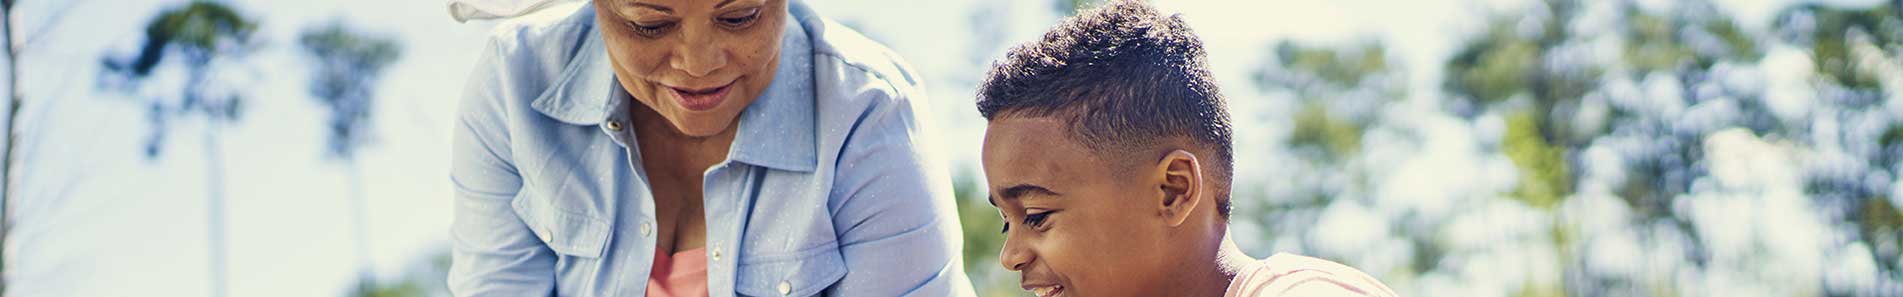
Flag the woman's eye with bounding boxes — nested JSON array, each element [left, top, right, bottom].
[[717, 9, 759, 27], [626, 21, 671, 36]]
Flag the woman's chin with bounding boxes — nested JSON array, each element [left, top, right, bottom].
[[663, 116, 739, 138]]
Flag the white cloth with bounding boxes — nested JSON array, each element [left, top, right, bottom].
[[446, 0, 580, 23]]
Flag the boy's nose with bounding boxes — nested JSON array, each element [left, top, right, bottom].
[[999, 237, 1033, 271]]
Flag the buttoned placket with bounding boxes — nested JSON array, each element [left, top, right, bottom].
[[600, 98, 666, 295]]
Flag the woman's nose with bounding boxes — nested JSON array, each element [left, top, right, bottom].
[[670, 28, 727, 77]]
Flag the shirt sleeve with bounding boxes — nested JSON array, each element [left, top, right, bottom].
[[822, 79, 976, 297], [446, 36, 557, 297]]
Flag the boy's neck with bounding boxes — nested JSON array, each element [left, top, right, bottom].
[[1185, 234, 1255, 297]]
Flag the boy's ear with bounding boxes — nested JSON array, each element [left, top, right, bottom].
[[1151, 149, 1203, 227]]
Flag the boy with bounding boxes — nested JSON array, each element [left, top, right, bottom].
[[974, 1, 1399, 296]]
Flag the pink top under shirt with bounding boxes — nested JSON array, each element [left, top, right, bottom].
[[645, 247, 709, 297]]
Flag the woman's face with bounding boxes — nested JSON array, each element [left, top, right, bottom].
[[594, 0, 787, 137]]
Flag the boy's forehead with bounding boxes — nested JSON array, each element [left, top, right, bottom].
[[981, 117, 1095, 193], [983, 118, 1067, 167]]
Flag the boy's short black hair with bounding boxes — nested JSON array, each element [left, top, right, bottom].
[[976, 0, 1234, 216]]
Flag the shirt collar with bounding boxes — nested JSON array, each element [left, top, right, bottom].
[[532, 5, 817, 172]]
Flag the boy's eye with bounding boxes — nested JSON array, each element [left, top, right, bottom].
[[1023, 210, 1052, 228], [999, 210, 1053, 234]]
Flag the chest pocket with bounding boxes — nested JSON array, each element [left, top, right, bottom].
[[732, 171, 845, 296], [735, 246, 847, 296], [509, 128, 618, 259], [512, 196, 611, 258]]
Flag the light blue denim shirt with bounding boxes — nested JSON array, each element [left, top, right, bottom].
[[448, 2, 972, 296]]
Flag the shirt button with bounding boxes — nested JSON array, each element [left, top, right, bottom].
[[711, 247, 722, 261], [605, 120, 624, 131], [538, 229, 551, 242], [777, 280, 792, 295], [639, 222, 653, 237]]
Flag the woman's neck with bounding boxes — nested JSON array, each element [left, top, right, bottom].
[[631, 104, 738, 172]]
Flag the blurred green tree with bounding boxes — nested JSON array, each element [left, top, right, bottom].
[[297, 20, 401, 297], [1252, 0, 1903, 295], [347, 250, 450, 297], [95, 2, 258, 296], [1779, 0, 1903, 283]]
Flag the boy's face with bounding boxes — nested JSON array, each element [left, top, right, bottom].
[[982, 116, 1181, 297]]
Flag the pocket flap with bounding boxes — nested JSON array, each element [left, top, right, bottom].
[[734, 246, 847, 296], [512, 199, 611, 258]]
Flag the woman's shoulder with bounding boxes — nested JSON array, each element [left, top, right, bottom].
[[460, 3, 617, 127], [481, 1, 594, 56], [792, 2, 938, 155], [471, 2, 597, 91], [791, 2, 926, 108]]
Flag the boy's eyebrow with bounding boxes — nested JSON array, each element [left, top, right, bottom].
[[989, 184, 1060, 207]]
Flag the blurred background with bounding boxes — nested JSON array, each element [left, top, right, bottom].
[[2, 0, 1901, 296]]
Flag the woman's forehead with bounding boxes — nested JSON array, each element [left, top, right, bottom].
[[608, 0, 766, 12]]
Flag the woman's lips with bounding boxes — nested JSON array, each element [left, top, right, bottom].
[[667, 82, 732, 111]]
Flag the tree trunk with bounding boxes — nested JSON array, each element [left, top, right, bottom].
[[204, 120, 227, 297], [349, 160, 374, 296], [1, 0, 19, 294]]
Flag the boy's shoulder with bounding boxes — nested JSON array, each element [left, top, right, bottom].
[[1225, 253, 1400, 297]]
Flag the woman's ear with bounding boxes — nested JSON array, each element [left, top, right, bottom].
[[1151, 149, 1203, 227]]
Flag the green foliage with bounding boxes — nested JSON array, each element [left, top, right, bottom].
[[1446, 25, 1539, 106], [300, 22, 402, 99], [347, 250, 449, 297], [106, 1, 257, 78], [1288, 102, 1362, 161], [1623, 14, 1698, 72], [1054, 0, 1107, 15], [99, 0, 262, 158], [350, 278, 429, 297], [298, 21, 402, 159], [1622, 8, 1759, 72], [954, 168, 1005, 274], [1781, 2, 1902, 90], [1260, 41, 1393, 162], [1860, 197, 1903, 276], [1275, 41, 1389, 88], [1503, 111, 1570, 210], [953, 168, 1031, 296]]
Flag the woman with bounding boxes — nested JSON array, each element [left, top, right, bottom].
[[444, 0, 972, 296]]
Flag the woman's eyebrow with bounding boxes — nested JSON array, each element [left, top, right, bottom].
[[626, 1, 672, 13]]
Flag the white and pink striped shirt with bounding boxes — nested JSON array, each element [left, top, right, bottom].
[[1225, 253, 1400, 297]]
